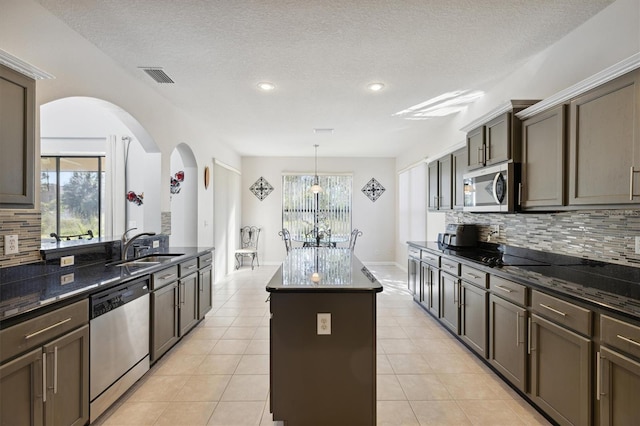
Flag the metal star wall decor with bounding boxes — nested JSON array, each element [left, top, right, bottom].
[[362, 177, 386, 202], [250, 176, 274, 201]]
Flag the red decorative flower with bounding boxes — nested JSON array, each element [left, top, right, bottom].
[[175, 171, 184, 182]]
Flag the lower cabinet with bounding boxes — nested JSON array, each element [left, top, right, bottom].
[[460, 282, 487, 357], [488, 294, 527, 392], [198, 265, 213, 319], [421, 263, 439, 317], [598, 347, 640, 426], [440, 272, 460, 334], [530, 314, 592, 426], [407, 256, 419, 299], [179, 273, 199, 336], [0, 324, 89, 426], [151, 282, 179, 362]]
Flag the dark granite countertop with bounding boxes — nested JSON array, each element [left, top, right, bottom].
[[0, 246, 213, 328], [266, 248, 383, 293], [407, 241, 640, 320]]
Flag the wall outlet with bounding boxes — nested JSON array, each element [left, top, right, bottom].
[[152, 240, 160, 248], [492, 224, 500, 234], [317, 313, 331, 335], [4, 235, 19, 255], [60, 273, 75, 285], [635, 236, 640, 254], [61, 255, 75, 267]]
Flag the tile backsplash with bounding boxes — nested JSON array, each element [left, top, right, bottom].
[[447, 210, 640, 268], [0, 210, 42, 267]]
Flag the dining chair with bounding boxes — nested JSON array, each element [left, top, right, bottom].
[[278, 228, 292, 253], [235, 226, 261, 269], [348, 229, 363, 251]]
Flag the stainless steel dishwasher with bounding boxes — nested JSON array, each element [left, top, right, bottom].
[[89, 277, 150, 422]]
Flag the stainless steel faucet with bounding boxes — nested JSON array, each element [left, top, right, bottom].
[[121, 228, 156, 261]]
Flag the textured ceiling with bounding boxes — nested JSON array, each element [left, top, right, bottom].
[[36, 0, 614, 157]]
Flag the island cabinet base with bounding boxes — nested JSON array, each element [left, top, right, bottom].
[[270, 292, 377, 425]]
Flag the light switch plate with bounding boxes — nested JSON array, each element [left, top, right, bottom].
[[317, 313, 331, 335], [61, 255, 75, 267], [4, 235, 18, 255]]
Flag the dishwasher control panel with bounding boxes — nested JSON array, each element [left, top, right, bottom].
[[90, 278, 149, 319]]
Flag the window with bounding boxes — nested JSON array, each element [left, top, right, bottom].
[[41, 156, 105, 242], [282, 174, 352, 240]]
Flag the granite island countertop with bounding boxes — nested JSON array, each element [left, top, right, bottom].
[[266, 247, 383, 293]]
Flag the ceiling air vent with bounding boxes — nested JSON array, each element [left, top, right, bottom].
[[139, 67, 174, 84]]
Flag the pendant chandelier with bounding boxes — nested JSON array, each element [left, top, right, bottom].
[[310, 144, 323, 193]]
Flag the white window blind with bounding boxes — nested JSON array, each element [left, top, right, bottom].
[[282, 175, 352, 240]]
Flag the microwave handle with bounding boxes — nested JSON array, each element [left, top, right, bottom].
[[492, 172, 501, 205]]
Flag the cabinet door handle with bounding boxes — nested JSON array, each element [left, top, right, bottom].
[[53, 346, 58, 394], [494, 285, 513, 293], [42, 352, 47, 403], [527, 317, 532, 355], [160, 273, 177, 281], [617, 334, 640, 347], [516, 312, 520, 347], [185, 265, 197, 270], [25, 318, 71, 340], [465, 273, 481, 280], [539, 303, 566, 317], [518, 182, 523, 205], [477, 146, 483, 165], [597, 351, 603, 401]]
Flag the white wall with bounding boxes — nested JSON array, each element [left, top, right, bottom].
[[170, 145, 198, 247], [2, 0, 240, 253], [241, 156, 396, 264], [395, 0, 640, 263]]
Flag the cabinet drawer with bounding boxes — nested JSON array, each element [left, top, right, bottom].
[[0, 299, 88, 363], [490, 275, 527, 306], [198, 252, 213, 268], [152, 265, 179, 290], [601, 315, 640, 359], [461, 264, 487, 288], [408, 246, 421, 258], [440, 257, 460, 276], [531, 291, 591, 336], [421, 251, 440, 267], [180, 258, 199, 276]]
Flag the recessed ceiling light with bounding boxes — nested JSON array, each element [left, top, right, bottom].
[[367, 82, 385, 92], [257, 82, 275, 91]]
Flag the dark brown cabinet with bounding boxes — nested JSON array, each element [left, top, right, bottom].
[[460, 281, 487, 358], [179, 273, 199, 336], [440, 271, 460, 334], [151, 281, 179, 362], [0, 300, 89, 426], [466, 126, 486, 170], [521, 105, 566, 209], [428, 154, 453, 211], [0, 64, 35, 209], [530, 314, 592, 426], [452, 148, 467, 210], [465, 100, 537, 171], [489, 294, 527, 392], [198, 266, 213, 319], [598, 347, 640, 426], [568, 70, 640, 206], [0, 348, 43, 425]]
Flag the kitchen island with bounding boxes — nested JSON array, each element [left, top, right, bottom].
[[266, 248, 383, 425]]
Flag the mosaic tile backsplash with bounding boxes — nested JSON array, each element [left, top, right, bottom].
[[0, 210, 42, 267], [447, 210, 640, 268]]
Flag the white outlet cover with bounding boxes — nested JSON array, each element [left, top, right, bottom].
[[317, 313, 331, 335], [5, 235, 19, 255]]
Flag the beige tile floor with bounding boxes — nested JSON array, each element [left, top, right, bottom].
[[94, 264, 551, 426]]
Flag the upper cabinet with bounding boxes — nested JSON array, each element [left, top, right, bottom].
[[428, 154, 452, 211], [0, 64, 35, 209], [520, 105, 567, 210], [568, 69, 640, 206], [464, 100, 537, 171], [452, 148, 467, 210]]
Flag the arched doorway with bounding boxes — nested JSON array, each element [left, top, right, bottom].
[[40, 97, 161, 241], [169, 143, 198, 247]]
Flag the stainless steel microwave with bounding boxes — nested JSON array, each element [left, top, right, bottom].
[[463, 162, 520, 212]]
